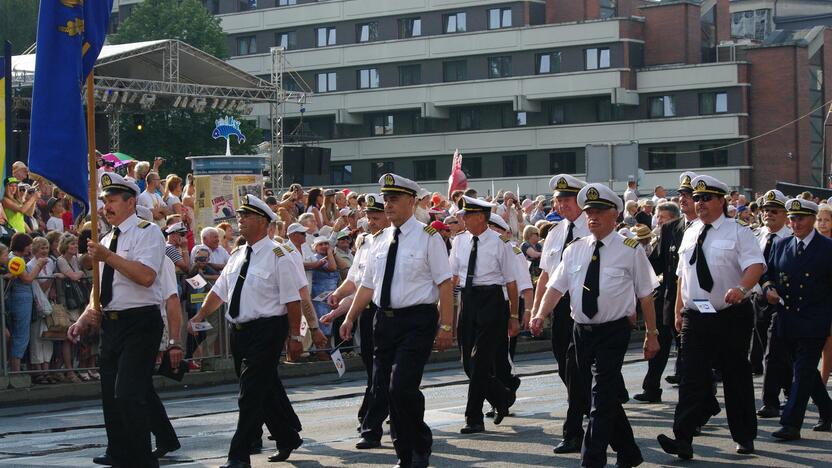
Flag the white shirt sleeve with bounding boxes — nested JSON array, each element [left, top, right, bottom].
[[497, 238, 516, 284], [161, 257, 178, 301], [276, 255, 301, 304], [548, 251, 570, 294], [736, 224, 766, 273], [134, 225, 166, 272], [449, 235, 461, 278], [426, 233, 452, 286]]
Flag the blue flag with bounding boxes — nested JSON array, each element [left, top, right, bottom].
[[28, 0, 114, 212]]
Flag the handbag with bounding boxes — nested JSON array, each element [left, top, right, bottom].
[[42, 303, 73, 340], [61, 258, 90, 311]]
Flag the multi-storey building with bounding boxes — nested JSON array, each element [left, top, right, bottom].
[[110, 0, 832, 195]]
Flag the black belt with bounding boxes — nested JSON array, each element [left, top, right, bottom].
[[574, 316, 629, 330], [230, 315, 283, 331], [683, 301, 750, 315], [378, 303, 435, 317], [463, 284, 502, 293], [102, 305, 159, 321]]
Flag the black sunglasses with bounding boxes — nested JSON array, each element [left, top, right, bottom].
[[692, 193, 715, 203]]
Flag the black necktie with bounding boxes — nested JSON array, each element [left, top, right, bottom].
[[689, 224, 714, 292], [685, 220, 693, 230], [465, 236, 479, 291], [763, 232, 776, 260], [582, 240, 603, 318], [797, 240, 805, 256], [228, 246, 252, 319], [380, 228, 401, 309], [99, 227, 120, 308], [563, 222, 575, 250]]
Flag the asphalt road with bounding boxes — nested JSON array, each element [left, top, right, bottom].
[[1, 345, 831, 467]]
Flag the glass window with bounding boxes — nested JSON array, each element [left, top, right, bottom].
[[399, 17, 422, 38], [371, 115, 394, 136], [331, 164, 352, 185], [516, 111, 527, 126], [444, 12, 467, 33], [715, 92, 728, 113], [550, 104, 566, 124], [358, 68, 380, 89], [597, 98, 615, 122], [236, 36, 256, 55], [462, 157, 482, 178], [238, 0, 256, 11], [699, 92, 726, 114], [648, 148, 676, 170], [398, 65, 421, 86], [443, 60, 467, 82], [700, 145, 728, 167], [488, 8, 512, 29], [503, 154, 527, 177], [585, 48, 610, 70], [278, 0, 296, 5], [357, 22, 379, 43], [537, 52, 561, 74], [316, 27, 336, 47], [458, 108, 479, 130], [276, 31, 296, 50], [371, 161, 394, 181], [316, 72, 337, 93], [488, 56, 512, 78], [550, 152, 577, 174], [203, 0, 219, 14], [599, 48, 610, 68], [599, 0, 616, 19], [413, 160, 437, 181], [649, 96, 676, 118]]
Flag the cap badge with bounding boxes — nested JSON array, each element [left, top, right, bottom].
[[384, 174, 395, 186], [242, 194, 249, 205], [791, 200, 802, 211], [556, 178, 568, 190], [101, 174, 112, 187], [766, 191, 776, 201], [587, 187, 600, 201], [695, 180, 707, 190], [367, 196, 376, 207], [681, 175, 691, 185]]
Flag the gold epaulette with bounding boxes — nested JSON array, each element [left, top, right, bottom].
[[623, 238, 639, 248], [499, 235, 510, 243], [374, 229, 385, 238], [137, 220, 151, 229], [283, 243, 295, 253], [513, 246, 522, 255], [424, 225, 437, 235], [737, 219, 750, 227], [272, 247, 285, 257]]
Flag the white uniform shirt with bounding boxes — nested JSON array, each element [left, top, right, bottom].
[[281, 242, 309, 289], [158, 256, 178, 350], [624, 188, 638, 204], [46, 216, 64, 233], [753, 224, 791, 293], [511, 242, 533, 293], [539, 213, 590, 275], [360, 216, 452, 308], [550, 230, 659, 324], [346, 233, 373, 285], [210, 236, 301, 323], [450, 229, 516, 288], [99, 214, 166, 311], [676, 214, 765, 311]]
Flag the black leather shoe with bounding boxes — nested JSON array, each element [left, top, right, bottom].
[[772, 426, 801, 441], [633, 392, 662, 403], [485, 406, 496, 418], [392, 459, 409, 468], [665, 375, 680, 385], [152, 442, 181, 458], [219, 459, 251, 468], [268, 438, 303, 462], [552, 437, 582, 454], [757, 405, 780, 418], [813, 419, 831, 432], [615, 452, 644, 468], [493, 407, 509, 425], [736, 440, 754, 454], [657, 434, 693, 460], [460, 423, 485, 434], [249, 438, 263, 454], [411, 450, 430, 468], [92, 454, 115, 466], [355, 437, 381, 449]]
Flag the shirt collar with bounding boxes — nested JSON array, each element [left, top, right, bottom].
[[594, 229, 620, 246], [773, 224, 791, 237], [399, 215, 419, 235], [796, 229, 815, 246], [249, 235, 273, 254], [115, 214, 139, 232], [707, 214, 726, 231]]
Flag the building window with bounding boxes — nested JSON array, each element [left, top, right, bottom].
[[399, 17, 422, 38], [238, 0, 256, 11], [236, 36, 257, 55], [516, 111, 527, 127], [501, 108, 527, 128], [550, 104, 566, 124], [443, 12, 467, 33], [488, 56, 512, 78], [443, 60, 467, 82], [203, 0, 219, 14], [503, 154, 527, 177], [371, 161, 394, 181], [585, 47, 610, 70], [358, 68, 380, 89], [599, 0, 616, 19], [550, 152, 577, 174], [462, 157, 482, 178], [398, 65, 421, 86], [537, 52, 561, 74], [357, 22, 379, 43], [316, 27, 336, 47], [649, 95, 676, 118], [700, 145, 728, 167], [458, 108, 480, 130], [648, 148, 676, 170], [731, 9, 770, 40], [488, 8, 512, 29], [597, 98, 616, 122], [413, 160, 437, 180], [276, 32, 296, 50], [331, 164, 352, 185], [278, 0, 296, 5], [316, 72, 337, 93], [371, 115, 394, 136], [699, 92, 727, 115], [284, 75, 300, 92]]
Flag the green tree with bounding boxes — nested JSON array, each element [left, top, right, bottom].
[[111, 0, 228, 58], [0, 0, 39, 55]]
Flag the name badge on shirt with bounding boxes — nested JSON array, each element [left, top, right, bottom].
[[693, 299, 716, 314]]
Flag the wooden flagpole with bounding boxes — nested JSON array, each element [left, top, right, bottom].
[[85, 72, 101, 313]]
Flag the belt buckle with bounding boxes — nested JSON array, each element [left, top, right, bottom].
[[382, 309, 394, 318], [234, 323, 243, 330], [107, 312, 118, 321]]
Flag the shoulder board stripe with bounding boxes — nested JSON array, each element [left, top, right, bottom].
[[513, 246, 522, 255], [374, 230, 385, 238], [272, 247, 285, 257], [499, 235, 510, 243], [623, 238, 638, 248], [283, 244, 294, 253], [424, 226, 437, 235], [138, 220, 151, 229]]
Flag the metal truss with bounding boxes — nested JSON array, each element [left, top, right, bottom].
[[92, 76, 278, 102]]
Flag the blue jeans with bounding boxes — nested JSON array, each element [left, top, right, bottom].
[[9, 284, 34, 359]]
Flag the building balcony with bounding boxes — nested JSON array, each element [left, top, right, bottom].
[[636, 62, 749, 93]]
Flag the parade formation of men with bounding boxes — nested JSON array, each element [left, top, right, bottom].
[[70, 169, 832, 468]]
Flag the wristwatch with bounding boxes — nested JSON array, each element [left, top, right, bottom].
[[438, 324, 452, 332], [167, 339, 182, 349], [646, 329, 660, 336], [737, 285, 750, 296], [290, 335, 304, 342]]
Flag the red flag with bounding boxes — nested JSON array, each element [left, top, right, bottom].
[[448, 148, 468, 198]]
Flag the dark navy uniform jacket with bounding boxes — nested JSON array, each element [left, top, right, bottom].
[[762, 231, 832, 339]]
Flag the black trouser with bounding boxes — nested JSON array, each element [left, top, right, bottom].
[[227, 316, 301, 463], [147, 385, 179, 450], [762, 312, 793, 408], [641, 319, 675, 395], [495, 300, 523, 407], [574, 317, 640, 468], [100, 306, 164, 468], [673, 303, 757, 444], [373, 304, 437, 464], [359, 305, 390, 442], [750, 294, 774, 373], [549, 296, 588, 440], [459, 286, 511, 425], [781, 336, 832, 429]]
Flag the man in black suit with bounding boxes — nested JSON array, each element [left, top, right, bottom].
[[635, 172, 696, 403], [761, 198, 832, 440]]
